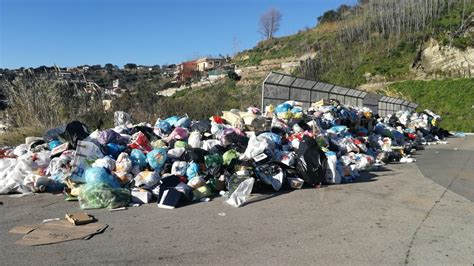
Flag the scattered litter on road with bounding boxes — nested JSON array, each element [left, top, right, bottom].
[[0, 99, 450, 211], [8, 193, 33, 198], [42, 218, 60, 223], [109, 207, 127, 212], [218, 212, 226, 216], [65, 212, 95, 225]]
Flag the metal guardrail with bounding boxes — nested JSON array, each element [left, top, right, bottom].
[[261, 72, 418, 116]]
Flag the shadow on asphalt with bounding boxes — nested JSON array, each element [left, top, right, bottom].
[[244, 186, 294, 206], [354, 169, 386, 183]]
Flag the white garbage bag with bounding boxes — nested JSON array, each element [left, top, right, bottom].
[[226, 177, 255, 207], [188, 131, 202, 149], [171, 161, 188, 176], [325, 152, 341, 184]]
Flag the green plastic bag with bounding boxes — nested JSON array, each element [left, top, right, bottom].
[[204, 154, 223, 168], [192, 185, 214, 200], [78, 184, 130, 209], [222, 149, 239, 166], [174, 140, 188, 149]]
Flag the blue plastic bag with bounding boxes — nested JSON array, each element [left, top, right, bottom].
[[328, 125, 348, 135], [155, 120, 172, 135], [175, 117, 191, 128], [258, 132, 282, 145], [186, 162, 200, 179], [47, 174, 66, 192], [130, 149, 147, 169], [164, 116, 180, 127], [146, 148, 167, 170], [106, 143, 125, 159], [275, 103, 291, 114], [48, 140, 62, 150], [84, 167, 120, 188], [291, 107, 303, 114]]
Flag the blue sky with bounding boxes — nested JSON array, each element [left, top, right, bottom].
[[0, 0, 355, 69]]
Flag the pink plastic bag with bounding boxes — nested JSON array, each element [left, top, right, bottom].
[[164, 127, 189, 143]]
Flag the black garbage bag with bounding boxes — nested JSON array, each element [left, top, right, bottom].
[[160, 162, 173, 176], [389, 114, 405, 129], [254, 162, 286, 191], [205, 165, 224, 179], [209, 144, 228, 156], [224, 132, 249, 153], [58, 121, 90, 149], [190, 120, 212, 133], [296, 135, 327, 187], [183, 148, 209, 164], [155, 175, 189, 209]]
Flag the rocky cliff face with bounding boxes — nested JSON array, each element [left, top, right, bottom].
[[413, 13, 474, 79], [413, 38, 474, 78]]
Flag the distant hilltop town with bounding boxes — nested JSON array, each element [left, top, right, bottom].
[[0, 56, 237, 98]]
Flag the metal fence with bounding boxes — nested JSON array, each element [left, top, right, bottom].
[[261, 72, 418, 116]]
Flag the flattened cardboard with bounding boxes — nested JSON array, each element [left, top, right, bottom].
[[9, 225, 36, 234], [13, 220, 108, 246]]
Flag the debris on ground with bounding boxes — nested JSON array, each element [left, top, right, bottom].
[[0, 99, 450, 209], [9, 219, 108, 246]]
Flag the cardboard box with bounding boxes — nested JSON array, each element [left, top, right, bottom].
[[65, 212, 94, 225]]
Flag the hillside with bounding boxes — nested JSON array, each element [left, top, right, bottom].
[[235, 0, 474, 87]]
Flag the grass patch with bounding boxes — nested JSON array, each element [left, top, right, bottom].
[[388, 78, 474, 132], [1, 126, 47, 147]]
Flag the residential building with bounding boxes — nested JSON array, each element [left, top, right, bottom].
[[195, 57, 226, 72], [176, 60, 197, 82]]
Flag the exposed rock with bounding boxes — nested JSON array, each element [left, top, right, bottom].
[[413, 38, 474, 78]]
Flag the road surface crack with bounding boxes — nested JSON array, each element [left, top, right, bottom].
[[404, 152, 471, 264]]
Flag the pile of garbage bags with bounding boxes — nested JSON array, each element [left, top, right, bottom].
[[0, 101, 450, 209]]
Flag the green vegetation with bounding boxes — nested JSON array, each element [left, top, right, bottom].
[[112, 78, 260, 124], [434, 3, 474, 50], [155, 79, 261, 119], [234, 29, 320, 67], [388, 78, 474, 132], [0, 126, 46, 147], [236, 0, 473, 87], [1, 77, 260, 146]]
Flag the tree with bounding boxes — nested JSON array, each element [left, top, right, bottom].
[[317, 10, 340, 23], [104, 63, 114, 70], [258, 8, 282, 40], [124, 63, 137, 70]]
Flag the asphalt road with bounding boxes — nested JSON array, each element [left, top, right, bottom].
[[0, 136, 473, 265], [415, 136, 474, 202]]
